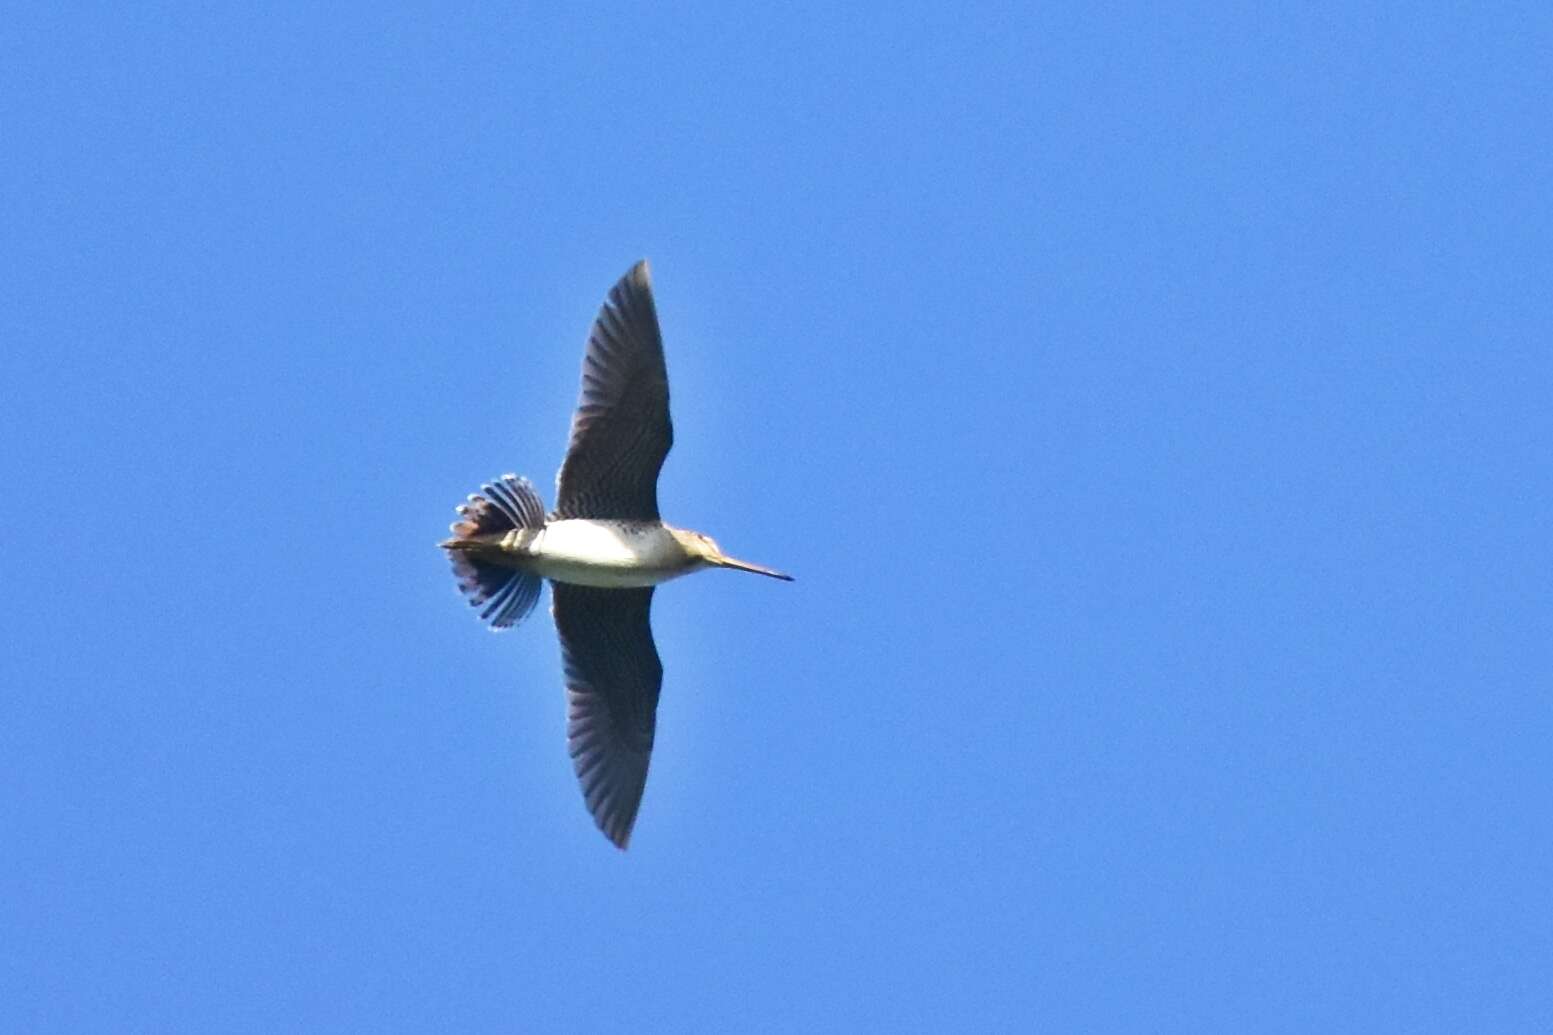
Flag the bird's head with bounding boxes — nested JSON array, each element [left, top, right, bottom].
[[670, 527, 793, 581]]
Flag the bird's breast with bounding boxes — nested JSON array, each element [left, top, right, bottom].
[[528, 519, 697, 588]]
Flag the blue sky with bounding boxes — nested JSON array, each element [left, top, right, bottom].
[[3, 5, 1550, 1031]]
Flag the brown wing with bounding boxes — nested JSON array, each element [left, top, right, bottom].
[[554, 261, 672, 520], [551, 582, 662, 848]]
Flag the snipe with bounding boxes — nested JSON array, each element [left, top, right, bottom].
[[442, 261, 791, 848]]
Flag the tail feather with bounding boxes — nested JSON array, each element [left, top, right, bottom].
[[451, 474, 546, 537], [451, 552, 543, 628], [444, 474, 546, 631]]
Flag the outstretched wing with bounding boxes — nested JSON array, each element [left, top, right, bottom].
[[551, 583, 663, 848], [554, 260, 673, 521]]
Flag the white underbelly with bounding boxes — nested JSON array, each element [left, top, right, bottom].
[[528, 519, 693, 588]]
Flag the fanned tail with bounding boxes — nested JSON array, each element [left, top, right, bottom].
[[442, 474, 546, 630], [450, 473, 546, 538]]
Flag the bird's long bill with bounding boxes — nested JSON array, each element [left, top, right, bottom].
[[713, 554, 794, 581]]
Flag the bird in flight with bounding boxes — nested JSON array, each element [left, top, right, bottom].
[[441, 260, 792, 849]]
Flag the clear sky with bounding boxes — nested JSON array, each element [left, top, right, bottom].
[[3, 5, 1550, 1032]]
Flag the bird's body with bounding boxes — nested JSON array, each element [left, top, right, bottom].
[[440, 260, 790, 849], [450, 518, 711, 589]]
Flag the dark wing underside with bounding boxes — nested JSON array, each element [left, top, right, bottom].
[[554, 261, 673, 521], [551, 583, 663, 849]]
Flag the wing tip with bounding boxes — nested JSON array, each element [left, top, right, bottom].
[[590, 779, 643, 850], [629, 258, 651, 290]]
